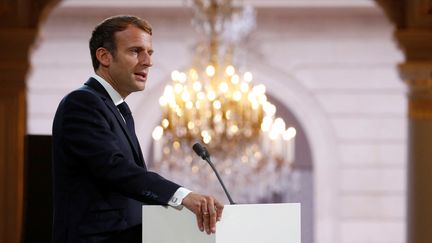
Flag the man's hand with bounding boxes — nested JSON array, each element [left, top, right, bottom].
[[182, 192, 224, 234]]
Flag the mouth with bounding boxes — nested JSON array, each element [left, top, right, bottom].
[[134, 72, 147, 81]]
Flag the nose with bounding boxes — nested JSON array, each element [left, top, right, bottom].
[[140, 52, 152, 67]]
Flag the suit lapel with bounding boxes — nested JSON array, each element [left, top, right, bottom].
[[84, 78, 145, 167]]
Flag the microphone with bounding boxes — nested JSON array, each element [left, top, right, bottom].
[[192, 143, 210, 160], [192, 143, 235, 205]]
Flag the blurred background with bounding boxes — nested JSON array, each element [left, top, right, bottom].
[[2, 0, 432, 243]]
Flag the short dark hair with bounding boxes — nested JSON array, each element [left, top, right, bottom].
[[89, 15, 152, 71]]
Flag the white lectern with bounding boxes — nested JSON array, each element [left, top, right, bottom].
[[142, 203, 301, 243]]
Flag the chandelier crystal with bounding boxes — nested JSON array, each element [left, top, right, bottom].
[[151, 0, 296, 203]]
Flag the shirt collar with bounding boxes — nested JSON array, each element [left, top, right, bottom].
[[91, 74, 124, 106]]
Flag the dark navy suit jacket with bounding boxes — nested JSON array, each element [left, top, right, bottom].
[[52, 78, 180, 243]]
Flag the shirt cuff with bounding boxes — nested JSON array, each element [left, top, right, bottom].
[[168, 187, 192, 208]]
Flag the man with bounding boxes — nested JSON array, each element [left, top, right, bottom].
[[52, 15, 223, 243]]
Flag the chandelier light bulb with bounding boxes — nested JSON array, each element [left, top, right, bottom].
[[214, 114, 223, 123], [207, 90, 216, 101], [261, 116, 273, 132], [171, 70, 180, 81], [269, 129, 279, 141], [247, 92, 256, 103], [253, 84, 266, 94], [152, 126, 164, 140], [269, 104, 277, 116], [274, 118, 286, 134], [219, 82, 229, 93], [225, 65, 235, 76], [178, 72, 187, 83], [163, 86, 176, 105], [233, 91, 242, 101], [197, 91, 206, 100], [225, 110, 232, 120], [159, 96, 167, 106], [186, 101, 194, 109], [168, 99, 178, 109], [175, 83, 184, 94], [201, 130, 210, 138], [175, 107, 183, 117], [161, 119, 169, 128], [263, 103, 276, 116], [181, 90, 191, 102], [173, 141, 180, 150], [251, 101, 259, 110], [262, 102, 271, 113], [164, 85, 173, 96], [213, 100, 222, 110], [201, 130, 212, 144], [163, 146, 170, 154], [258, 94, 267, 104], [193, 81, 202, 91], [189, 68, 199, 81], [283, 127, 297, 140], [187, 121, 195, 129], [230, 125, 239, 134], [231, 74, 240, 84], [194, 100, 201, 109], [243, 71, 253, 82], [240, 82, 249, 93], [206, 65, 216, 77]]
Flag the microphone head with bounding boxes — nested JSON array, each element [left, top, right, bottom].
[[192, 142, 210, 160]]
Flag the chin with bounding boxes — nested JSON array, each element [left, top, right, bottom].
[[134, 82, 146, 91]]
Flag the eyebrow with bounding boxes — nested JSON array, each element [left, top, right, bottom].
[[128, 46, 154, 54]]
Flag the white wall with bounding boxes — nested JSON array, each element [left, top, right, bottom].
[[27, 3, 406, 243]]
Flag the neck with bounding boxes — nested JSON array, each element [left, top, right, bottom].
[[95, 69, 128, 99]]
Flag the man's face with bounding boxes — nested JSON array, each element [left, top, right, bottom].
[[106, 25, 153, 98]]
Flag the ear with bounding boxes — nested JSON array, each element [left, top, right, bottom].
[[95, 47, 112, 67]]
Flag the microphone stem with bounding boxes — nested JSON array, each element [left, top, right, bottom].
[[205, 157, 236, 205]]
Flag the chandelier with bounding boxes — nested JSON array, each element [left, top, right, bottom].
[[151, 0, 296, 203]]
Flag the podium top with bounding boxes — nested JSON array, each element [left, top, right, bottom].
[[142, 203, 301, 243]]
